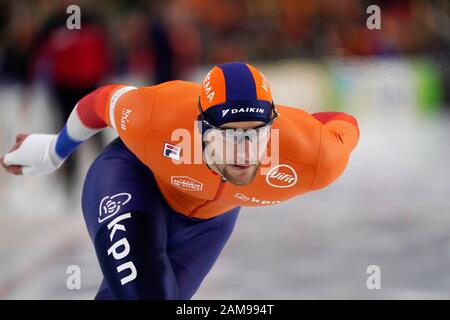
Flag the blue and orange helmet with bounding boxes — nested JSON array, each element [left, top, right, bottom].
[[198, 62, 275, 127]]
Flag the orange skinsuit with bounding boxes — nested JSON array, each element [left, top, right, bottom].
[[79, 80, 359, 219]]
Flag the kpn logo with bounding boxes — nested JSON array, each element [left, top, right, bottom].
[[234, 193, 281, 205]]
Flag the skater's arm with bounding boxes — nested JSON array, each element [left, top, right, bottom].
[[0, 84, 137, 175], [53, 84, 137, 159], [309, 111, 360, 191]]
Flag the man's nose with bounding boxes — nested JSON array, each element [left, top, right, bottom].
[[234, 137, 258, 164]]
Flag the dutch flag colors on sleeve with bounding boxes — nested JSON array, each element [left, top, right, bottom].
[[54, 84, 137, 160]]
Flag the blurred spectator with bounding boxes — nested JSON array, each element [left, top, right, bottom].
[[113, 5, 180, 84], [0, 0, 448, 142], [1, 0, 447, 75], [0, 2, 37, 84], [164, 0, 201, 79], [30, 4, 111, 192], [115, 9, 154, 80]]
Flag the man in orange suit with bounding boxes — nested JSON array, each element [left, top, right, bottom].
[[1, 62, 359, 299]]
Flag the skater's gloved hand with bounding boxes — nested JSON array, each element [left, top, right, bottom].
[[1, 134, 64, 176]]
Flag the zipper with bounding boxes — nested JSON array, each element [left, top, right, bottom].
[[188, 179, 226, 217]]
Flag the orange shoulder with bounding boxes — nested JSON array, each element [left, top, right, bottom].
[[274, 104, 321, 167], [273, 105, 359, 192], [309, 119, 359, 191], [112, 81, 201, 164], [113, 86, 156, 163]]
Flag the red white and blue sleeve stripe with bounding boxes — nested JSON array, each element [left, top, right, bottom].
[[54, 85, 137, 160]]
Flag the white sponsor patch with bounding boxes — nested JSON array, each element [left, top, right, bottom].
[[109, 86, 137, 130], [120, 108, 132, 131], [234, 193, 250, 201], [202, 71, 215, 103], [98, 193, 132, 223], [233, 193, 281, 205], [107, 212, 137, 286], [163, 143, 181, 161], [171, 176, 203, 191], [221, 107, 265, 118], [265, 164, 298, 188]]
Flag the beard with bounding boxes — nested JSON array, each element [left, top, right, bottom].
[[216, 162, 260, 186]]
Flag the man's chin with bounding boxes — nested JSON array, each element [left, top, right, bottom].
[[222, 164, 259, 186]]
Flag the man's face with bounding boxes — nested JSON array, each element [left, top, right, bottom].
[[204, 120, 268, 186]]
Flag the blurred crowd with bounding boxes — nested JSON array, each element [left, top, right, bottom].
[[0, 0, 448, 84], [0, 0, 448, 190]]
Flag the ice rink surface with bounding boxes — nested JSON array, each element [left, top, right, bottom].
[[1, 83, 449, 299]]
